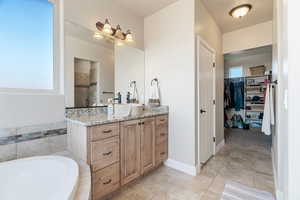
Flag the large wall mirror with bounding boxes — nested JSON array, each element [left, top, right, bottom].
[[64, 21, 145, 108]]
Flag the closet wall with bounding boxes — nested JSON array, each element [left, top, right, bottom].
[[224, 46, 272, 78]]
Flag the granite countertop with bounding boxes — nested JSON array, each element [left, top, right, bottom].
[[65, 106, 169, 127]]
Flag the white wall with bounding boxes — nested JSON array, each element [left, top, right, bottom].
[[224, 52, 272, 78], [115, 46, 145, 104], [65, 36, 114, 107], [144, 0, 196, 167], [64, 0, 144, 50], [273, 0, 300, 199], [223, 21, 273, 54], [0, 94, 65, 129], [195, 0, 224, 145]]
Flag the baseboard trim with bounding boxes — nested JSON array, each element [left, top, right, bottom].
[[271, 147, 283, 200], [215, 139, 225, 154], [164, 159, 197, 176]]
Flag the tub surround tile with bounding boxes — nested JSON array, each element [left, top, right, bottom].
[[0, 128, 67, 146], [48, 134, 67, 153], [0, 143, 17, 162], [16, 121, 67, 135], [54, 151, 91, 200], [17, 138, 51, 158], [0, 128, 17, 137]]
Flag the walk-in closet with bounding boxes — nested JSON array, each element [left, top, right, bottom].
[[224, 46, 274, 148]]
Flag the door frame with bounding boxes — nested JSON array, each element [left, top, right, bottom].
[[196, 35, 217, 171]]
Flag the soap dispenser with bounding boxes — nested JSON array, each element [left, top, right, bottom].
[[107, 98, 114, 116]]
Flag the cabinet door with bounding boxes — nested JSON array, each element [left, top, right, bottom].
[[141, 117, 156, 174], [120, 120, 141, 185]]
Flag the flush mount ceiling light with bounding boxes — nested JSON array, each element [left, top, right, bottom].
[[229, 4, 252, 19], [96, 19, 134, 43]]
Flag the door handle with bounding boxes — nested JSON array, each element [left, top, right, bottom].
[[200, 109, 206, 114]]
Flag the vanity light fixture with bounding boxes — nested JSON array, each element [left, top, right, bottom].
[[96, 19, 134, 42], [229, 4, 252, 19], [115, 25, 125, 40]]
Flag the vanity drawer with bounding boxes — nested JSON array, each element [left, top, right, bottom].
[[155, 141, 168, 165], [156, 125, 168, 144], [89, 123, 119, 141], [90, 136, 120, 171], [155, 115, 168, 126], [92, 162, 120, 200]]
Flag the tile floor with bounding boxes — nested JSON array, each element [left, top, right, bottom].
[[111, 129, 274, 200]]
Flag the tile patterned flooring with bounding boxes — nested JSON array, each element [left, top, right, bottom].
[[111, 129, 274, 200]]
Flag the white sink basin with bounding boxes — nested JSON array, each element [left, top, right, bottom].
[[107, 104, 144, 118], [112, 104, 131, 118]]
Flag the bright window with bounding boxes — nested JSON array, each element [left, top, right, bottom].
[[0, 0, 54, 90], [229, 66, 243, 78]]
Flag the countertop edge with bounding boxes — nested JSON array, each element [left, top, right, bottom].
[[65, 111, 169, 127]]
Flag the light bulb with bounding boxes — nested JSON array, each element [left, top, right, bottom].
[[125, 30, 133, 42], [93, 32, 103, 40], [102, 19, 113, 35], [115, 25, 125, 40]]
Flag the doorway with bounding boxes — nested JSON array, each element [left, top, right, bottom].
[[223, 46, 273, 148], [197, 36, 216, 166]]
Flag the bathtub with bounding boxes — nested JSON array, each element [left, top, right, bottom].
[[0, 156, 79, 200]]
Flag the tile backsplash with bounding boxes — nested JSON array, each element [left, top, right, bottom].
[[0, 121, 67, 162]]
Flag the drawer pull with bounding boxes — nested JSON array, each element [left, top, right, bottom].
[[160, 119, 165, 122], [102, 130, 112, 134], [102, 151, 112, 156], [160, 152, 166, 155], [103, 179, 112, 185], [160, 133, 166, 136]]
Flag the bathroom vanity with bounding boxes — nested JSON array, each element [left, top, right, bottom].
[[66, 107, 169, 200]]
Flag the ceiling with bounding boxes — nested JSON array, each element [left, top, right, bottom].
[[201, 0, 273, 33], [113, 0, 178, 17]]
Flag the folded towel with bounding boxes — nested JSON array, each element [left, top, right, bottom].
[[262, 84, 275, 135]]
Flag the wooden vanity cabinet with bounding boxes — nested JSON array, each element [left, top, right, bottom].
[[87, 123, 120, 200], [120, 119, 141, 185], [120, 117, 156, 185], [155, 115, 169, 166], [140, 117, 156, 174], [67, 114, 168, 200]]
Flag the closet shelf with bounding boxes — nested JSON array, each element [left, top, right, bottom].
[[246, 110, 264, 113]]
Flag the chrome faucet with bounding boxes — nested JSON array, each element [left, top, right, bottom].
[[114, 92, 122, 104], [107, 92, 122, 116]]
